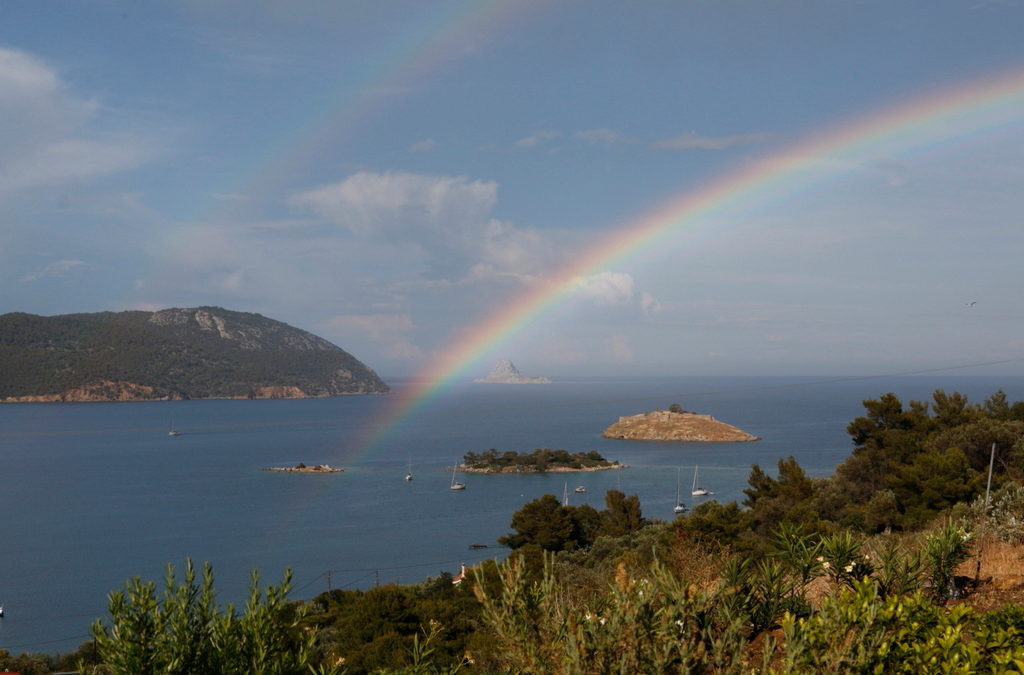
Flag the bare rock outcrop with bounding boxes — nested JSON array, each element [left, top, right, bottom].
[[2, 379, 187, 403], [602, 410, 759, 442], [474, 359, 550, 384]]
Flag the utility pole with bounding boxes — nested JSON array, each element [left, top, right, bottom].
[[974, 442, 997, 583], [375, 569, 380, 587], [984, 442, 996, 510]]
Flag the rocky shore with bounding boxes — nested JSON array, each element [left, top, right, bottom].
[[263, 463, 344, 473], [459, 463, 626, 474], [1, 380, 372, 403], [602, 410, 759, 442]]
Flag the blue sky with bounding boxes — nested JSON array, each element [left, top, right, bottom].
[[2, 1, 1023, 379]]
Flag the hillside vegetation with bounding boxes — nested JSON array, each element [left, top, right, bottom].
[[0, 307, 388, 400]]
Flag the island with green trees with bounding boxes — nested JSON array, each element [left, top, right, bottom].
[[461, 448, 625, 473]]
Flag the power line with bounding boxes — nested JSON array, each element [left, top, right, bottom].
[[0, 633, 92, 651]]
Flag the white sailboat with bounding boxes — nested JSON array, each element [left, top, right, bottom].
[[405, 461, 413, 482], [449, 461, 466, 490], [691, 465, 711, 497], [168, 418, 180, 437], [673, 468, 687, 514]]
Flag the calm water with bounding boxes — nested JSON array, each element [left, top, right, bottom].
[[1, 374, 1021, 653]]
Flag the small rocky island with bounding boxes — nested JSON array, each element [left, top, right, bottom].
[[461, 448, 624, 473], [474, 359, 550, 384], [263, 462, 344, 473], [602, 406, 759, 442]]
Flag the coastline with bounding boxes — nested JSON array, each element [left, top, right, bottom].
[[262, 464, 344, 473], [459, 463, 627, 474]]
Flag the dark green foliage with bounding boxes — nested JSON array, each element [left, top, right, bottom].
[[888, 447, 975, 529], [499, 490, 646, 553], [826, 389, 1024, 532], [462, 447, 618, 472], [499, 494, 579, 551], [743, 457, 823, 539], [0, 642, 99, 675], [677, 500, 755, 550], [0, 307, 388, 398], [600, 489, 646, 537], [304, 575, 484, 675]]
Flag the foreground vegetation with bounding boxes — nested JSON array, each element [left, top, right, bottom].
[[6, 388, 1024, 674]]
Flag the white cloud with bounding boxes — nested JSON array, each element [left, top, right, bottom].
[[572, 271, 636, 305], [575, 128, 633, 145], [291, 170, 552, 282], [515, 130, 561, 148], [571, 272, 661, 314], [409, 138, 439, 152], [325, 313, 424, 360], [292, 170, 497, 236], [0, 47, 158, 194], [640, 292, 662, 314], [651, 130, 771, 151], [604, 335, 635, 362], [18, 258, 86, 282]]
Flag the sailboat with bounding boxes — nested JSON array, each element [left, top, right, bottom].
[[691, 465, 711, 497], [449, 461, 466, 490], [168, 418, 180, 437], [405, 461, 413, 482], [562, 481, 569, 506], [673, 468, 687, 514]]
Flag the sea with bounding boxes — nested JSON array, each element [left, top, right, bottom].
[[1, 374, 1022, 654]]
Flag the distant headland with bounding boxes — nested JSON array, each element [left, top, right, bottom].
[[602, 406, 759, 442], [474, 359, 550, 384], [0, 307, 388, 402]]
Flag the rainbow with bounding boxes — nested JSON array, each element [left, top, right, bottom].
[[346, 65, 1024, 462], [206, 0, 540, 223]]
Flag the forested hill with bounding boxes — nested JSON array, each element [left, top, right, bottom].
[[0, 307, 389, 401]]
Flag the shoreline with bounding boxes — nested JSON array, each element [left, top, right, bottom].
[[262, 464, 344, 474], [459, 463, 627, 474], [0, 391, 389, 404]]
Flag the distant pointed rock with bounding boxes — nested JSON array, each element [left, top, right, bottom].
[[474, 359, 551, 384]]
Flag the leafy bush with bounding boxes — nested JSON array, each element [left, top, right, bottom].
[[85, 560, 337, 675]]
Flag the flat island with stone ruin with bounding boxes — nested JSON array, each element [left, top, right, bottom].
[[262, 462, 344, 473], [460, 448, 625, 473], [602, 407, 759, 442]]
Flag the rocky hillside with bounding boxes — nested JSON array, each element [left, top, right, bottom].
[[0, 307, 388, 401], [602, 410, 759, 442], [473, 359, 550, 384]]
